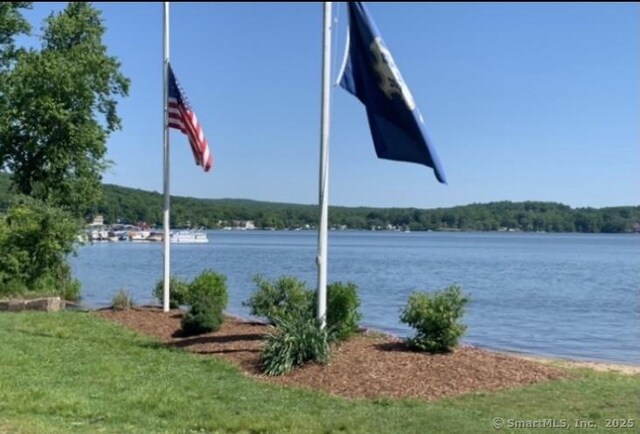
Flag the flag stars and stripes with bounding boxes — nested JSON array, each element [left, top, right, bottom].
[[167, 64, 213, 172]]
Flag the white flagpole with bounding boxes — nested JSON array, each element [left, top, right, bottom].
[[162, 1, 171, 312], [316, 2, 332, 327]]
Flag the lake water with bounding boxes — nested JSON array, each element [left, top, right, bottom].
[[69, 231, 640, 365]]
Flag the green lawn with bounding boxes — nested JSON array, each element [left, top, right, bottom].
[[0, 312, 637, 433]]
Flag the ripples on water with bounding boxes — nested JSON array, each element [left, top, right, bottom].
[[70, 231, 640, 365]]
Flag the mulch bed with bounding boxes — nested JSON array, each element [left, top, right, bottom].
[[97, 306, 567, 401]]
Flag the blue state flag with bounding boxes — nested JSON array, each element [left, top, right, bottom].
[[339, 2, 447, 184]]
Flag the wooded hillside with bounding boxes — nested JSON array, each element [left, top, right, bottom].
[[1, 172, 638, 233]]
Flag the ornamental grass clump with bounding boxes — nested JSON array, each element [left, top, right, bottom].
[[111, 288, 133, 311], [261, 313, 329, 376], [249, 275, 362, 374], [180, 270, 228, 336], [400, 285, 469, 353]]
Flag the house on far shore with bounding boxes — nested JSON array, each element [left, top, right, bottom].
[[233, 220, 256, 230], [218, 220, 257, 230], [86, 215, 108, 242], [90, 215, 104, 226]]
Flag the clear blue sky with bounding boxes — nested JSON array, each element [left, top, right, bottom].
[[22, 2, 639, 209]]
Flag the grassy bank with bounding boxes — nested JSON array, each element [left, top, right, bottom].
[[0, 312, 637, 433]]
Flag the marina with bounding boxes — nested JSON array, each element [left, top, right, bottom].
[[84, 215, 209, 243], [84, 226, 209, 244]]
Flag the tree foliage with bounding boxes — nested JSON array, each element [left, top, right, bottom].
[[0, 2, 129, 215], [0, 3, 128, 300], [0, 3, 31, 156], [0, 196, 80, 300], [0, 2, 31, 72]]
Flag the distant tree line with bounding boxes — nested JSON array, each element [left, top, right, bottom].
[[88, 181, 640, 233], [1, 173, 638, 234]]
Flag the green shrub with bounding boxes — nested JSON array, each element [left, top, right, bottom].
[[187, 269, 229, 307], [252, 277, 360, 374], [244, 275, 314, 324], [55, 276, 81, 302], [181, 293, 224, 336], [180, 270, 228, 336], [0, 274, 80, 301], [153, 276, 190, 309], [111, 288, 133, 311], [31, 265, 81, 301], [399, 285, 469, 353], [312, 282, 362, 342], [261, 313, 329, 376], [0, 196, 81, 300]]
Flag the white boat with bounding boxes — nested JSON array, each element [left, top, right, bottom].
[[129, 230, 151, 242], [170, 230, 208, 244], [88, 228, 109, 241], [147, 232, 164, 242]]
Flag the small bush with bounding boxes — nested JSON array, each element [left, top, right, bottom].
[[111, 288, 133, 311], [244, 275, 313, 324], [400, 285, 469, 353], [314, 282, 362, 342], [153, 276, 190, 309], [181, 293, 224, 336], [261, 313, 329, 376], [187, 269, 229, 307], [180, 270, 228, 336]]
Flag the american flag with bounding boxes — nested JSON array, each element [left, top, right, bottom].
[[167, 64, 212, 172]]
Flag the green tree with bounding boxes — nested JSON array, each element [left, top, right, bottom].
[[0, 3, 128, 299], [0, 2, 129, 215]]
